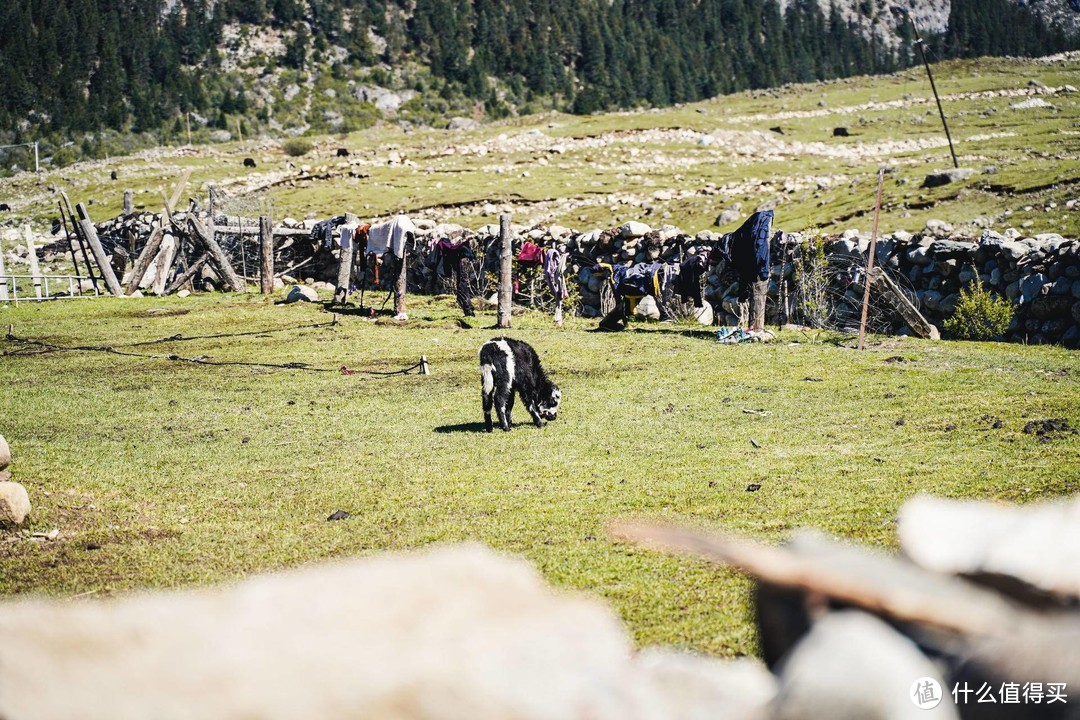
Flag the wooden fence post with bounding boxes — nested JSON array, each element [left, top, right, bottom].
[[123, 190, 134, 216], [498, 214, 513, 329], [187, 214, 246, 293], [75, 203, 124, 296], [0, 235, 7, 302], [24, 225, 43, 299], [259, 216, 274, 295], [333, 213, 358, 305]]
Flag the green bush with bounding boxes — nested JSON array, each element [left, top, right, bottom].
[[944, 278, 1014, 340], [282, 137, 313, 157]]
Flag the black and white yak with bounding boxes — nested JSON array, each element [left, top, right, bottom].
[[479, 337, 561, 432]]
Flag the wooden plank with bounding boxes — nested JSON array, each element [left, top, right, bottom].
[[58, 193, 99, 290], [164, 254, 209, 295], [187, 214, 246, 293], [24, 225, 43, 299], [498, 214, 512, 329], [167, 168, 192, 215], [334, 214, 358, 305], [259, 216, 274, 295], [151, 234, 178, 296], [0, 236, 7, 302], [74, 203, 123, 296], [872, 269, 940, 340], [125, 227, 165, 294]]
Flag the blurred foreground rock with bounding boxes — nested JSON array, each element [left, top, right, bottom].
[[0, 544, 775, 720], [615, 493, 1080, 720]]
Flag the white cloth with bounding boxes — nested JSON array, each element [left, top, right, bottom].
[[338, 224, 355, 251], [367, 215, 417, 258]]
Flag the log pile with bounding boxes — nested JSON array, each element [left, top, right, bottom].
[[614, 493, 1080, 719]]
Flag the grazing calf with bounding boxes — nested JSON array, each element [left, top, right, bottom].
[[243, 157, 257, 168], [479, 337, 561, 432]]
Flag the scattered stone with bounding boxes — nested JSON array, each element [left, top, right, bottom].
[[0, 432, 9, 470], [693, 301, 714, 326], [634, 296, 661, 321], [922, 168, 975, 188], [282, 285, 319, 304], [0, 481, 30, 525]]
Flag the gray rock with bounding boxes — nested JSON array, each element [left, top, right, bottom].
[[999, 241, 1030, 260], [446, 117, 480, 131], [772, 611, 957, 720], [0, 481, 30, 525], [714, 209, 742, 227], [0, 432, 8, 470], [694, 301, 714, 326], [1072, 280, 1080, 299], [930, 239, 976, 259], [906, 247, 933, 266], [1052, 277, 1073, 296], [918, 290, 943, 312], [1020, 273, 1049, 304], [923, 168, 975, 188], [0, 543, 774, 720], [635, 295, 661, 321], [620, 221, 652, 239], [283, 285, 320, 304]]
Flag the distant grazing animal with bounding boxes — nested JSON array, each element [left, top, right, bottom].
[[243, 158, 257, 168], [833, 127, 850, 137], [110, 170, 117, 180], [479, 337, 560, 432], [769, 126, 784, 135], [0, 203, 10, 212], [336, 148, 350, 157]]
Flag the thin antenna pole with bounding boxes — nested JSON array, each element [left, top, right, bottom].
[[858, 168, 886, 351], [907, 11, 958, 169]]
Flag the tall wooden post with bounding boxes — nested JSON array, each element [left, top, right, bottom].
[[498, 214, 513, 329], [393, 245, 408, 319], [0, 235, 7, 302], [259, 216, 274, 295], [123, 190, 134, 216], [908, 12, 958, 169], [333, 213, 358, 305], [126, 227, 164, 294], [75, 203, 123, 296], [24, 225, 43, 300], [59, 194, 99, 291], [857, 168, 886, 351]]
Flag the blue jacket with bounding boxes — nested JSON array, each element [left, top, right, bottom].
[[724, 210, 773, 282]]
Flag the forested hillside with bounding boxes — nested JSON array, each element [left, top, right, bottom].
[[0, 0, 1076, 168]]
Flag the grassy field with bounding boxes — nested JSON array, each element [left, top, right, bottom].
[[2, 295, 1077, 655]]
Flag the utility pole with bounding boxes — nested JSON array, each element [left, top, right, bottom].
[[906, 10, 959, 169]]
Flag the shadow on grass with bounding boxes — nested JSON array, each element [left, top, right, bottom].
[[434, 421, 490, 434]]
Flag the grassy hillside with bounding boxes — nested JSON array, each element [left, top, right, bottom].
[[2, 54, 1078, 244]]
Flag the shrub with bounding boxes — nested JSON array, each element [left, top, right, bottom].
[[282, 137, 312, 157], [944, 277, 1014, 340]]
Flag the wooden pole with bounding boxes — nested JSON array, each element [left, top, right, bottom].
[[58, 194, 99, 291], [236, 119, 244, 144], [187, 214, 246, 293], [857, 168, 886, 350], [125, 227, 165, 294], [164, 254, 210, 295], [24, 226, 43, 300], [498, 213, 513, 329], [333, 214, 358, 305], [0, 235, 7, 302], [185, 112, 192, 146], [393, 221, 409, 319], [908, 13, 958, 169], [123, 190, 134, 216], [259, 215, 274, 295], [151, 234, 178, 296], [75, 203, 124, 296]]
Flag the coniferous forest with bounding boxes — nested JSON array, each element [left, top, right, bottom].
[[0, 0, 1076, 164]]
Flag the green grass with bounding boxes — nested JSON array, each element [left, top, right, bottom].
[[2, 295, 1077, 656]]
